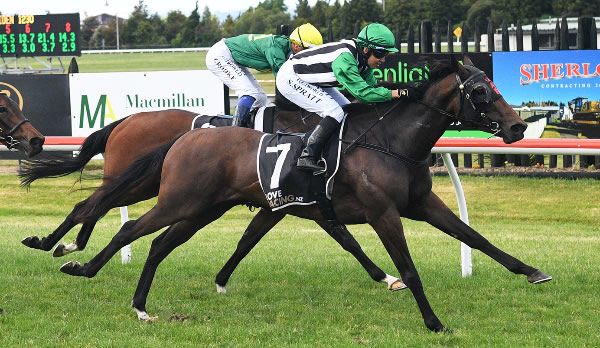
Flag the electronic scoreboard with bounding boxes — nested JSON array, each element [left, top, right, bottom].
[[0, 13, 81, 57]]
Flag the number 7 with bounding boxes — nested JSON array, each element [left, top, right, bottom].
[[265, 143, 291, 189]]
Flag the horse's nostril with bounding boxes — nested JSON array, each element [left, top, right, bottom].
[[30, 137, 45, 148], [511, 123, 527, 134], [28, 137, 45, 157]]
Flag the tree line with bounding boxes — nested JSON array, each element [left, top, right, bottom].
[[81, 0, 600, 49]]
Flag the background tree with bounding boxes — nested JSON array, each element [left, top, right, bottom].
[[164, 11, 187, 45], [179, 3, 200, 46], [309, 1, 329, 30], [81, 16, 99, 48], [232, 6, 290, 35], [196, 6, 222, 46], [122, 0, 150, 46], [383, 0, 421, 40], [342, 0, 384, 29], [257, 0, 287, 12], [553, 0, 600, 17], [79, 0, 598, 49]]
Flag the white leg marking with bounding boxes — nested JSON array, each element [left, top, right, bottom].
[[382, 274, 407, 291], [133, 307, 150, 321], [216, 284, 227, 294], [55, 242, 79, 256]]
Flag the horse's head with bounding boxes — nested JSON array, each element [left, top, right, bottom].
[[454, 56, 527, 143], [0, 93, 45, 157]]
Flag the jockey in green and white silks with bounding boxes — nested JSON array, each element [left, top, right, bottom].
[[276, 23, 406, 172], [206, 24, 323, 127]]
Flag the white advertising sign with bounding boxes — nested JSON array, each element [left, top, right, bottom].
[[69, 70, 225, 137]]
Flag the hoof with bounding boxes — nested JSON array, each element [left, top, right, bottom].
[[60, 261, 84, 276], [436, 326, 453, 334], [527, 270, 552, 284], [133, 307, 150, 321], [389, 280, 408, 291], [21, 236, 43, 250], [216, 284, 227, 294], [53, 244, 67, 257]]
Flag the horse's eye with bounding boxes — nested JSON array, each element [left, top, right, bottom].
[[0, 106, 7, 113]]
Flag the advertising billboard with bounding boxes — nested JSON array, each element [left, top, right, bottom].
[[69, 70, 226, 137], [493, 50, 600, 139]]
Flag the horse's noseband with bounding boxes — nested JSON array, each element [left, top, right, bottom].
[[0, 109, 32, 149], [456, 65, 503, 133]]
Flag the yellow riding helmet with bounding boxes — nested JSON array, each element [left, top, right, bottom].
[[290, 23, 323, 48]]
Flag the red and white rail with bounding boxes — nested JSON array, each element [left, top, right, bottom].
[[21, 136, 600, 155]]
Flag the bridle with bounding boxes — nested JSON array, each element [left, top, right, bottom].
[[0, 105, 32, 149], [342, 64, 504, 163], [413, 64, 503, 135]]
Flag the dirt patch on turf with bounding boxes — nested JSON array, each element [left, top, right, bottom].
[[0, 166, 18, 174]]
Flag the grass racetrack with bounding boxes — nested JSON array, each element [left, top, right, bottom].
[[1, 165, 599, 346]]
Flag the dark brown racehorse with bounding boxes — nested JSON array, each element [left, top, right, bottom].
[[20, 106, 404, 292], [0, 92, 44, 157], [58, 57, 551, 332]]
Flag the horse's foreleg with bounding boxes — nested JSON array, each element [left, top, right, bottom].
[[369, 208, 448, 332], [132, 219, 208, 320], [215, 208, 286, 293], [413, 192, 551, 283], [21, 199, 89, 251], [315, 220, 406, 291]]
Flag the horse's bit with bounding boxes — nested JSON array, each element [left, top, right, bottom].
[[0, 106, 32, 149]]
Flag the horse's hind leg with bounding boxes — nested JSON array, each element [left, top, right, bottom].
[[21, 199, 90, 251], [52, 221, 97, 257], [413, 192, 551, 284], [59, 202, 187, 278], [132, 213, 228, 320], [315, 220, 406, 291], [215, 208, 286, 293]]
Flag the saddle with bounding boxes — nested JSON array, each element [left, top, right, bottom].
[[191, 106, 277, 132]]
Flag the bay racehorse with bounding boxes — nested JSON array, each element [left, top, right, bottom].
[[0, 92, 45, 157], [19, 104, 404, 292], [58, 56, 551, 332]]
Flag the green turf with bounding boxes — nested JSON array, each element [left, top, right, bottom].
[[76, 51, 208, 72], [1, 169, 598, 346]]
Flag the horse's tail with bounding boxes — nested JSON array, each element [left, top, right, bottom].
[[18, 118, 128, 186], [78, 134, 183, 221]]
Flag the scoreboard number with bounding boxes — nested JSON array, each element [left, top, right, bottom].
[[0, 13, 81, 57]]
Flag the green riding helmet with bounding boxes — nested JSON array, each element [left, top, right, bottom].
[[356, 23, 399, 53]]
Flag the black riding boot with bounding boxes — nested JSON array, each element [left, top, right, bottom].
[[297, 116, 340, 172]]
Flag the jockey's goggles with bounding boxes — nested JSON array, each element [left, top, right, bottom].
[[371, 49, 389, 59]]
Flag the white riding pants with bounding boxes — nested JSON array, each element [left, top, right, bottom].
[[275, 61, 349, 123], [206, 39, 268, 109]]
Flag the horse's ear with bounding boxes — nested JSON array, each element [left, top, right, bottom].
[[455, 56, 469, 79], [450, 54, 458, 68], [462, 55, 474, 66]]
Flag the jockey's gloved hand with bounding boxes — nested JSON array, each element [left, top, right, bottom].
[[392, 89, 409, 99]]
